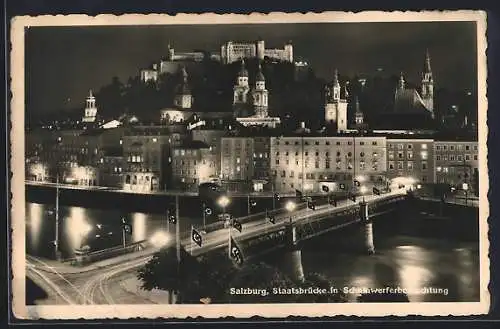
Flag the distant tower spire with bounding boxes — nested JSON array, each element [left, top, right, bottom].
[[398, 72, 406, 90], [181, 66, 188, 83], [421, 49, 434, 116], [233, 57, 250, 110], [82, 89, 97, 123], [424, 48, 432, 73], [252, 62, 268, 117], [332, 68, 341, 102], [354, 95, 364, 126], [342, 81, 350, 100], [174, 66, 192, 109]]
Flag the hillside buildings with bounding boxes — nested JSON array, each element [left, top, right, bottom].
[[221, 39, 293, 64], [26, 44, 479, 197]]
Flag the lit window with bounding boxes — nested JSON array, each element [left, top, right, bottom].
[[236, 166, 241, 172], [119, 139, 123, 145], [152, 138, 157, 142], [437, 166, 442, 172], [422, 144, 427, 150], [420, 151, 428, 160]]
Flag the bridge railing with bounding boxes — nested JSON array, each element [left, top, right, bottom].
[[64, 240, 149, 266], [199, 202, 308, 233]]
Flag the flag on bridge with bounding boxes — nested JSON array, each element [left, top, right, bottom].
[[295, 189, 304, 201], [121, 217, 132, 234], [203, 203, 213, 216], [192, 227, 203, 247], [265, 209, 276, 224], [373, 187, 381, 196], [307, 200, 316, 210], [230, 237, 244, 266], [167, 204, 177, 224], [232, 218, 242, 232], [329, 196, 337, 207], [349, 194, 357, 202]]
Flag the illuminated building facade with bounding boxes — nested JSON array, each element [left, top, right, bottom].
[[122, 125, 188, 192], [434, 140, 479, 195], [191, 129, 227, 180], [171, 141, 217, 191], [221, 39, 293, 64], [386, 138, 435, 185], [270, 135, 387, 193], [220, 137, 255, 191]]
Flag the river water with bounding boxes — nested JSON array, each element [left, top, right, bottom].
[[25, 200, 480, 303]]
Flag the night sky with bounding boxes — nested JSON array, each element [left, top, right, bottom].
[[25, 21, 478, 115]]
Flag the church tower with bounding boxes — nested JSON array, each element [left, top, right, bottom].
[[398, 71, 406, 91], [174, 66, 193, 110], [82, 90, 98, 123], [233, 59, 250, 106], [324, 69, 348, 132], [421, 49, 434, 116], [252, 63, 269, 118], [354, 96, 364, 127]]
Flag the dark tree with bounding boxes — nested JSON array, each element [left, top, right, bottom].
[[137, 245, 198, 302]]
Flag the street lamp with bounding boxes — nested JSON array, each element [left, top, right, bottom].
[[217, 195, 232, 259], [149, 230, 171, 248], [462, 182, 469, 206], [285, 200, 296, 223], [360, 185, 368, 202], [217, 195, 231, 216]]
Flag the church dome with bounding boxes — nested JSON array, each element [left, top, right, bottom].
[[256, 64, 265, 82], [239, 59, 249, 77]]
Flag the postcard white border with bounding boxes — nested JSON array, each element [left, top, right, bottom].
[[10, 10, 489, 319]]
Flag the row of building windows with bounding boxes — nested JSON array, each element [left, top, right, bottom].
[[388, 143, 427, 150], [436, 166, 474, 174], [276, 151, 380, 157], [388, 161, 427, 170], [277, 140, 381, 146], [388, 151, 428, 160], [275, 159, 379, 171], [436, 154, 478, 161], [435, 144, 478, 151], [174, 159, 215, 167]]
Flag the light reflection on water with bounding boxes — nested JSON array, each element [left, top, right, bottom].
[[301, 234, 479, 302], [25, 202, 195, 259]]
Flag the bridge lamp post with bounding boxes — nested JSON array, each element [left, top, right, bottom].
[[285, 200, 297, 223], [359, 186, 368, 202], [217, 196, 231, 258]]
